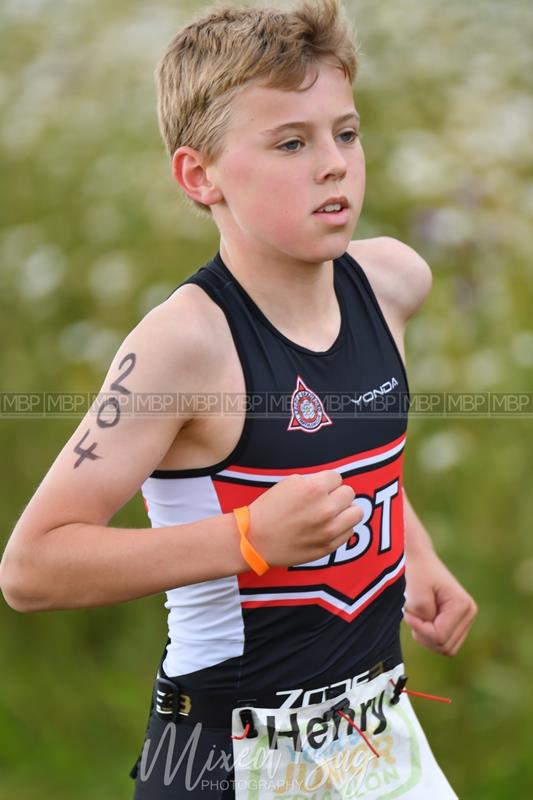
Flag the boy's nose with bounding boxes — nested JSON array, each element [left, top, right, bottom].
[[314, 142, 348, 183]]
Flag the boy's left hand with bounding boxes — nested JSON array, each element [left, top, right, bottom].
[[403, 548, 478, 657]]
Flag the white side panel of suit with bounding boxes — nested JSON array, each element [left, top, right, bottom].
[[141, 475, 245, 677]]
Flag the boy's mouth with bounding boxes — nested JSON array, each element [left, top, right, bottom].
[[313, 196, 349, 214], [312, 197, 350, 226]]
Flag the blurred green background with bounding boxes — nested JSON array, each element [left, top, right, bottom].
[[1, 0, 532, 797]]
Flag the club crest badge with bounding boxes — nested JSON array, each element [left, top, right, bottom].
[[287, 376, 332, 433]]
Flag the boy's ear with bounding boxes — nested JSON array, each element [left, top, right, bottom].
[[172, 147, 223, 207]]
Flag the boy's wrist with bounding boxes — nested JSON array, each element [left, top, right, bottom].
[[233, 506, 270, 576], [220, 513, 249, 574]]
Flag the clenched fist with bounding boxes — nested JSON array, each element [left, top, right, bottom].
[[248, 470, 363, 568]]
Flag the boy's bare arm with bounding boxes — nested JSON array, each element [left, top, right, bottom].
[[349, 237, 477, 654], [0, 295, 239, 611], [403, 492, 478, 656], [0, 292, 361, 613]]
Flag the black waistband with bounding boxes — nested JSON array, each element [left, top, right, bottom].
[[154, 639, 402, 728]]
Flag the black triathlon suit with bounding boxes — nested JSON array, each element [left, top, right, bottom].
[[130, 249, 410, 799]]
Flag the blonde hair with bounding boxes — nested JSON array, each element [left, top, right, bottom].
[[156, 0, 359, 217]]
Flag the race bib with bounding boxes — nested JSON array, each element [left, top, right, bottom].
[[231, 664, 458, 799]]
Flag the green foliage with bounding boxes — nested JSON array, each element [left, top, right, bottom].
[[1, 0, 532, 797]]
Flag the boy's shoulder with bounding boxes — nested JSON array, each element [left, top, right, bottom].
[[148, 281, 233, 365], [347, 236, 433, 324], [112, 280, 236, 411]]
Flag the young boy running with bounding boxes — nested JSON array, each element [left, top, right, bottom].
[[0, 1, 476, 797]]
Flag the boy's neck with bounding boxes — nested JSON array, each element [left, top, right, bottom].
[[219, 239, 341, 350]]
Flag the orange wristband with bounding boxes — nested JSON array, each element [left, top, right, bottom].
[[233, 506, 270, 576]]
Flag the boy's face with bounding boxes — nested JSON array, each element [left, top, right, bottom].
[[207, 59, 365, 265]]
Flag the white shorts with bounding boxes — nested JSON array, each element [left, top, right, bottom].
[[231, 662, 458, 799]]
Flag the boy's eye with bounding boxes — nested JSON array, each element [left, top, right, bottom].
[[277, 130, 360, 152], [278, 139, 302, 152], [338, 129, 359, 143]]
